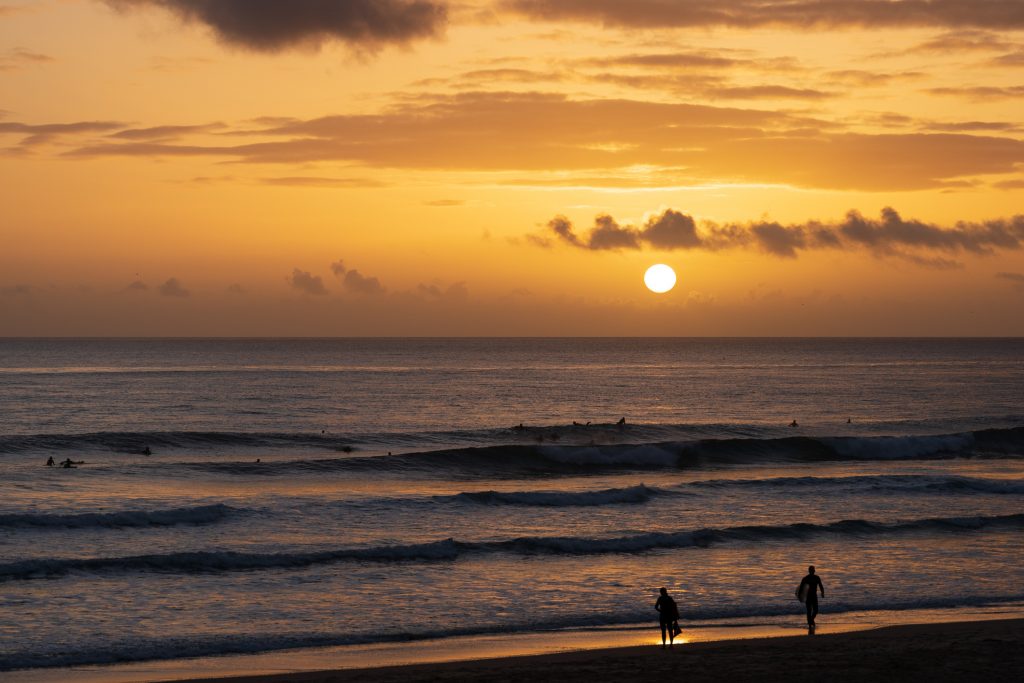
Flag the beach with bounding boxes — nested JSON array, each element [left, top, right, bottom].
[[178, 618, 1023, 683]]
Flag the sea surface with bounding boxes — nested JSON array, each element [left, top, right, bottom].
[[1, 338, 1022, 672]]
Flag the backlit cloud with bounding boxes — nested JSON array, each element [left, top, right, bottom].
[[504, 1, 1024, 30], [540, 207, 1024, 262], [330, 260, 385, 294], [60, 92, 1024, 191], [158, 277, 190, 297], [103, 0, 448, 51], [287, 268, 328, 295]]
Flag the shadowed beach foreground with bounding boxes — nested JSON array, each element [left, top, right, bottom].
[[180, 619, 1023, 683]]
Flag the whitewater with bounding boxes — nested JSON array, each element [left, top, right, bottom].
[[0, 338, 1022, 673]]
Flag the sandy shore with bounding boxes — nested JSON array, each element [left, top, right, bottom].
[[175, 618, 1023, 683]]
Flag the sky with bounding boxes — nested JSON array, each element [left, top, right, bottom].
[[2, 0, 1024, 336]]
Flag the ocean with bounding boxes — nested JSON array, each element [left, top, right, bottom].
[[1, 338, 1022, 673]]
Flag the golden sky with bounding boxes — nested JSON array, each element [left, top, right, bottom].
[[2, 0, 1023, 335]]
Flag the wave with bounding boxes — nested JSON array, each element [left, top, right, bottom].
[[687, 474, 1024, 496], [0, 504, 235, 530], [4, 513, 1020, 582], [445, 484, 664, 506], [182, 427, 1024, 476], [4, 592, 1024, 671]]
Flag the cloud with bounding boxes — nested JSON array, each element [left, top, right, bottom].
[[62, 92, 1024, 191], [503, 1, 1024, 30], [0, 120, 125, 148], [109, 123, 224, 140], [424, 199, 464, 206], [0, 47, 53, 72], [1, 284, 32, 296], [288, 269, 328, 295], [226, 283, 246, 294], [342, 270, 385, 295], [158, 277, 190, 297], [994, 178, 1024, 189], [707, 85, 834, 100], [997, 272, 1024, 290], [906, 30, 1017, 53], [258, 176, 385, 188], [542, 207, 1024, 262], [417, 281, 467, 300], [124, 280, 148, 291], [330, 260, 385, 294], [103, 0, 447, 51], [926, 85, 1024, 100]]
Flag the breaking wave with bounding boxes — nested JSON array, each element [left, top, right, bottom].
[[4, 513, 1019, 582]]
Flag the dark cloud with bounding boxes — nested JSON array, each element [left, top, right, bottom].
[[994, 178, 1024, 189], [226, 283, 246, 294], [341, 269, 385, 295], [124, 280, 148, 291], [158, 277, 190, 297], [104, 0, 447, 51], [287, 268, 328, 295], [990, 50, 1024, 67], [503, 1, 1024, 30], [543, 207, 1024, 262], [331, 260, 385, 294], [0, 284, 33, 296]]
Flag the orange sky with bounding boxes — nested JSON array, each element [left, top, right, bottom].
[[2, 0, 1023, 335]]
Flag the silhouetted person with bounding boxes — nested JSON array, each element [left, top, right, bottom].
[[141, 446, 152, 456], [797, 565, 825, 630], [46, 456, 55, 467], [847, 417, 852, 424], [60, 458, 75, 469], [654, 587, 681, 646], [789, 419, 799, 427], [617, 417, 626, 426]]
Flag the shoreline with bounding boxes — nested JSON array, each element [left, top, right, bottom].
[[177, 617, 1024, 683], [6, 604, 1022, 683]]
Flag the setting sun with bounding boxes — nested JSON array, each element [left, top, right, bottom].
[[644, 264, 677, 294]]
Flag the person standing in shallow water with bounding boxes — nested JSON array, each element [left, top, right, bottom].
[[654, 587, 681, 646], [797, 565, 825, 630]]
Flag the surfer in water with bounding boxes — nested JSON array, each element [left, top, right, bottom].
[[797, 565, 825, 630], [654, 587, 682, 646], [45, 456, 55, 467]]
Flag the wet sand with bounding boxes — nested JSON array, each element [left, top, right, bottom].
[[177, 618, 1023, 683]]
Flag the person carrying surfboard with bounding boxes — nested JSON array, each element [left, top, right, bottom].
[[796, 565, 825, 630], [654, 587, 682, 646]]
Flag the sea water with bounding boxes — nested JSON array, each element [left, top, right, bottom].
[[0, 338, 1022, 672]]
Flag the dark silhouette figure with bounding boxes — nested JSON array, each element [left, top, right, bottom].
[[847, 417, 852, 424], [617, 417, 626, 426], [141, 446, 152, 456], [654, 587, 681, 646], [46, 456, 55, 467], [789, 419, 799, 427], [60, 458, 76, 469], [797, 565, 825, 630]]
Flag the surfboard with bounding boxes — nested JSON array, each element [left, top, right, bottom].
[[798, 584, 809, 603]]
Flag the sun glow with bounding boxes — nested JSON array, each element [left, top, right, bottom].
[[644, 264, 677, 294]]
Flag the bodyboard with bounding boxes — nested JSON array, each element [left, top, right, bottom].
[[798, 584, 809, 603]]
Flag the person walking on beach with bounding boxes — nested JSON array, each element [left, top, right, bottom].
[[655, 587, 681, 646], [797, 566, 825, 630]]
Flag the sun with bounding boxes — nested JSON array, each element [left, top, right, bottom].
[[644, 264, 677, 293]]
